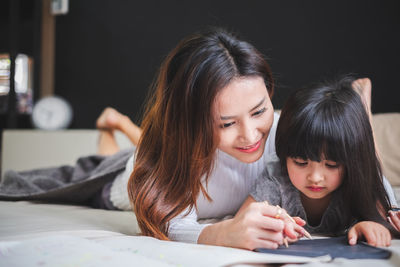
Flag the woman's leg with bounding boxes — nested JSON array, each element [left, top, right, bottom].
[[96, 107, 143, 155], [352, 78, 372, 120], [97, 130, 120, 155]]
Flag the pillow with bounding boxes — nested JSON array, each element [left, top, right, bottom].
[[372, 113, 400, 186]]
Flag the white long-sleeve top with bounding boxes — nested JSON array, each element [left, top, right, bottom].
[[110, 112, 280, 242]]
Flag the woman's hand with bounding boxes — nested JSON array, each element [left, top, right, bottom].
[[347, 221, 391, 247], [198, 198, 307, 250]]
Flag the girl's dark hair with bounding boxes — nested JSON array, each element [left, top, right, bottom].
[[276, 76, 391, 228], [128, 28, 274, 240]]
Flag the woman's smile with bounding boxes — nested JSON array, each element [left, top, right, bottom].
[[236, 139, 262, 153]]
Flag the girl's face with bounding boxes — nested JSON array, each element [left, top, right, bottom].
[[286, 157, 344, 200], [214, 76, 274, 163]]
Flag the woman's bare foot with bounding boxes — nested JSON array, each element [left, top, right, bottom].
[[96, 106, 143, 147], [352, 78, 372, 113], [96, 107, 127, 131], [352, 77, 381, 157]]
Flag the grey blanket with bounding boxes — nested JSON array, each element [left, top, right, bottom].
[[0, 148, 133, 204]]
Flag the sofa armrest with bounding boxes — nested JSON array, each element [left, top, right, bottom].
[[1, 129, 132, 178], [372, 113, 400, 187]]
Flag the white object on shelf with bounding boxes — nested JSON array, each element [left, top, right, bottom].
[[31, 95, 73, 130], [51, 0, 69, 15]]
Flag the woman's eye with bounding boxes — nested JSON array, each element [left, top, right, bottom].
[[220, 122, 235, 128], [252, 107, 266, 117]]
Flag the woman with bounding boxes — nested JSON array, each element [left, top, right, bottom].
[[96, 28, 304, 250]]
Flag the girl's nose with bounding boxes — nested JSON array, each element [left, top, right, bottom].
[[307, 170, 324, 184]]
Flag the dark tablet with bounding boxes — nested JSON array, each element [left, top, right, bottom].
[[256, 236, 391, 259]]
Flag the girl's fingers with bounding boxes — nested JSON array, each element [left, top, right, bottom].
[[374, 229, 381, 247], [280, 211, 306, 239], [383, 230, 390, 247], [348, 222, 391, 247], [364, 228, 377, 247], [293, 216, 306, 226], [293, 223, 307, 237], [282, 219, 300, 239], [389, 211, 400, 231], [347, 227, 359, 246], [378, 229, 389, 247], [379, 228, 391, 247], [379, 231, 386, 247], [387, 216, 399, 232]]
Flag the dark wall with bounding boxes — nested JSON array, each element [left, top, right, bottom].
[[19, 1, 400, 127]]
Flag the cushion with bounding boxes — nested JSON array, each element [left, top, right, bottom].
[[372, 113, 400, 186]]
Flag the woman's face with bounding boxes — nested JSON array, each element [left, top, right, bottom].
[[214, 76, 274, 163]]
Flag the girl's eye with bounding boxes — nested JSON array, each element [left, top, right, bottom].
[[220, 121, 235, 128], [325, 162, 339, 169], [293, 159, 308, 166], [252, 107, 266, 117]]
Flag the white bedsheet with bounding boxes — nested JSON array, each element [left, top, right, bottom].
[[1, 201, 400, 267]]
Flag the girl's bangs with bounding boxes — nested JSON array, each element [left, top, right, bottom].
[[286, 109, 349, 163]]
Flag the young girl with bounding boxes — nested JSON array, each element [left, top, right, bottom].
[[240, 76, 396, 247]]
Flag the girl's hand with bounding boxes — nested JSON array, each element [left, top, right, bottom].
[[274, 207, 307, 242], [387, 209, 400, 232], [347, 221, 391, 247]]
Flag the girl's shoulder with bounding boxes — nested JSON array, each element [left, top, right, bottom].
[[263, 112, 281, 155], [263, 153, 289, 185]]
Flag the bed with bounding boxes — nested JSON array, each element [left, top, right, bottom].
[[1, 113, 399, 266]]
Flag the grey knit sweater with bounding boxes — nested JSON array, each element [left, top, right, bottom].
[[250, 154, 357, 236]]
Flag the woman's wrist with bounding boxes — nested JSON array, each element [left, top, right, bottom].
[[197, 219, 230, 246]]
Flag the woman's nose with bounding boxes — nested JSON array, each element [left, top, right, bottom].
[[239, 121, 258, 143]]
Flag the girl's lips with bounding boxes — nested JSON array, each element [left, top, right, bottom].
[[306, 186, 324, 192], [236, 139, 262, 153]]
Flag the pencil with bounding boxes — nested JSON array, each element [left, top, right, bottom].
[[302, 230, 313, 240], [283, 237, 289, 248]]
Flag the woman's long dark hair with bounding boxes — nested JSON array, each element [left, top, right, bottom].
[[276, 76, 391, 228], [128, 28, 274, 240]]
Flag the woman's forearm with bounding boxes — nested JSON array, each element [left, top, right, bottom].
[[197, 220, 229, 246]]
